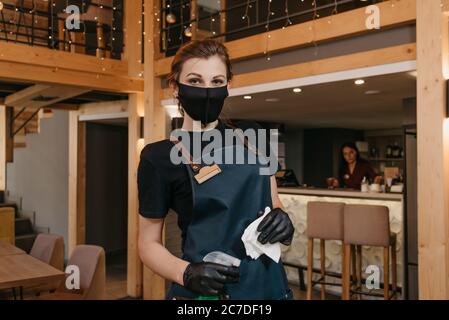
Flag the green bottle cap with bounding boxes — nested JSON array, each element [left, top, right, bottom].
[[196, 296, 219, 300]]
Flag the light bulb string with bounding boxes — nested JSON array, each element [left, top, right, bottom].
[[265, 0, 272, 61], [242, 0, 250, 28], [311, 0, 318, 55], [283, 0, 292, 28]]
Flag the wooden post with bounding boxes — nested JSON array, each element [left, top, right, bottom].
[[142, 0, 167, 300], [190, 0, 198, 41], [5, 108, 13, 163], [124, 0, 144, 298], [0, 105, 6, 192], [96, 23, 106, 58], [68, 111, 86, 256], [416, 0, 449, 299], [58, 19, 67, 51], [219, 0, 226, 43], [68, 112, 75, 255], [77, 121, 86, 246], [127, 93, 144, 298], [70, 32, 86, 54]]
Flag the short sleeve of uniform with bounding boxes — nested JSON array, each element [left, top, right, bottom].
[[137, 149, 171, 219]]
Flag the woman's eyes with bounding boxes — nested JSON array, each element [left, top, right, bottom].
[[212, 79, 225, 85], [188, 78, 201, 85], [187, 78, 225, 86]]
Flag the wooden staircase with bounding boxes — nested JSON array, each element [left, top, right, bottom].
[[5, 83, 88, 152], [12, 108, 54, 149], [0, 193, 39, 253]]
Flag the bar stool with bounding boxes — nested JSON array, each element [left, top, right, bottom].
[[342, 204, 398, 300], [306, 201, 346, 300]]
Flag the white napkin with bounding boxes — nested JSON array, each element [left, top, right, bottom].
[[241, 206, 281, 263]]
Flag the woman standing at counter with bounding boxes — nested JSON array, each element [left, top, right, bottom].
[[330, 142, 381, 190]]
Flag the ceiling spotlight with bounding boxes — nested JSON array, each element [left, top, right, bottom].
[[243, 95, 252, 100], [365, 90, 381, 95], [355, 79, 365, 85], [293, 88, 302, 93]]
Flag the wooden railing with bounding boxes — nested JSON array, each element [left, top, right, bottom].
[[0, 0, 125, 59], [158, 0, 387, 57]]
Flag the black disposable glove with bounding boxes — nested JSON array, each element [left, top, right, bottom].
[[257, 208, 295, 245], [183, 262, 240, 296]]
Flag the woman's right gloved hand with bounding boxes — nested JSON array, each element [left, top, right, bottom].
[[183, 262, 240, 296]]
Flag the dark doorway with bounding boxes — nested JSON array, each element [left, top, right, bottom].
[[85, 121, 128, 299]]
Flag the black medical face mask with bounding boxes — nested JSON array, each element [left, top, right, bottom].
[[176, 81, 229, 125]]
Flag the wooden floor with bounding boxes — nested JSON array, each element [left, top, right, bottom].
[[1, 251, 339, 300], [105, 252, 128, 300], [105, 253, 341, 300], [105, 266, 338, 300]]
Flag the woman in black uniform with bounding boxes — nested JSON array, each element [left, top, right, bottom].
[[137, 40, 295, 300]]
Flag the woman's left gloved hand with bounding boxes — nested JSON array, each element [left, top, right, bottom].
[[257, 208, 295, 245]]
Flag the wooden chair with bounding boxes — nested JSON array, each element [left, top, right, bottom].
[[342, 204, 398, 300], [0, 207, 15, 245], [22, 234, 65, 297], [30, 234, 65, 270], [306, 201, 347, 300], [37, 245, 106, 300]]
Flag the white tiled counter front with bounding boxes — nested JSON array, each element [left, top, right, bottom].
[[278, 188, 404, 297]]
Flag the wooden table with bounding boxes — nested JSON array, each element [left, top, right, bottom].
[[0, 241, 26, 256], [0, 254, 65, 293]]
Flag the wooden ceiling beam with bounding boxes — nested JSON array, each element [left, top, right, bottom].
[[5, 84, 90, 110], [0, 42, 143, 93]]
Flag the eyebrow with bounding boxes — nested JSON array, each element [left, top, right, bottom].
[[186, 73, 225, 79]]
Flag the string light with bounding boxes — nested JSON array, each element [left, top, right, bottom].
[[111, 1, 116, 58], [167, 0, 172, 43], [179, 3, 184, 41], [210, 13, 216, 36], [265, 0, 273, 61], [242, 0, 250, 28], [310, 0, 318, 55], [185, 0, 194, 38], [166, 0, 176, 24], [328, 0, 339, 24], [283, 0, 292, 29], [82, 0, 86, 42]]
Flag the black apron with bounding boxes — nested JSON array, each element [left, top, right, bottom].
[[167, 139, 291, 300]]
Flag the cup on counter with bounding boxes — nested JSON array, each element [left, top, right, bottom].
[[361, 183, 369, 193], [370, 183, 381, 193], [386, 178, 393, 187]]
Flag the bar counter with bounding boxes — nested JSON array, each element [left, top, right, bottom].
[[278, 187, 404, 297]]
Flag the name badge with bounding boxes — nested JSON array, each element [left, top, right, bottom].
[[194, 164, 222, 184]]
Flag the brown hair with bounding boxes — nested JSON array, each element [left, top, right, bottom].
[[167, 39, 233, 87], [167, 40, 233, 123]]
